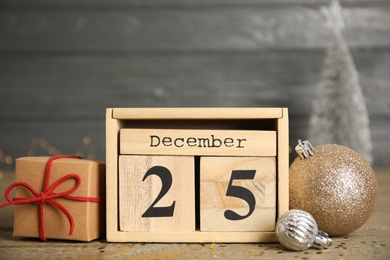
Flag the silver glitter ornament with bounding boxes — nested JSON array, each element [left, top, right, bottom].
[[276, 209, 332, 251]]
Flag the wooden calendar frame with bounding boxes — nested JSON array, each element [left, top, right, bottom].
[[106, 108, 289, 242]]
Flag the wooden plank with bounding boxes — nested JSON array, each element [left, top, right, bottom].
[[113, 108, 283, 120], [277, 108, 289, 217], [2, 0, 389, 7], [106, 230, 278, 243], [119, 155, 195, 232], [1, 7, 390, 51], [1, 50, 389, 117], [200, 157, 276, 232], [105, 108, 121, 242], [120, 128, 276, 156]]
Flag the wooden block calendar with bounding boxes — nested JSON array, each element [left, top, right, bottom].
[[200, 156, 276, 232], [119, 155, 195, 232], [106, 108, 289, 242]]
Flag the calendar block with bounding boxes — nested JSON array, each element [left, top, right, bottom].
[[106, 108, 289, 242], [120, 128, 276, 156], [200, 157, 276, 232], [119, 155, 195, 232]]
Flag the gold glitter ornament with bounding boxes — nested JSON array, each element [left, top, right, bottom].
[[289, 140, 378, 237]]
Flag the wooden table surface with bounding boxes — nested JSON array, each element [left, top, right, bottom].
[[0, 168, 389, 259]]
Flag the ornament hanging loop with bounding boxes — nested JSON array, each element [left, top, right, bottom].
[[296, 139, 314, 160]]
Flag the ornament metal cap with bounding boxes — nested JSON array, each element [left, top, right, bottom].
[[296, 139, 314, 159], [313, 230, 333, 249]]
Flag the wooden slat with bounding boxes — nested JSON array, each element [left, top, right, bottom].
[[2, 0, 389, 7], [277, 108, 289, 217], [105, 108, 120, 242], [0, 50, 389, 117], [113, 108, 282, 120], [106, 230, 277, 243], [0, 7, 390, 51]]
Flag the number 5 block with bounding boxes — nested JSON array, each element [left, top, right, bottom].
[[200, 157, 276, 232], [119, 155, 195, 232]]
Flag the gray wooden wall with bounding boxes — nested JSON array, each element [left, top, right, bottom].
[[0, 0, 389, 167]]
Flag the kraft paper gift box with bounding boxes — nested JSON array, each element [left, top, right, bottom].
[[11, 156, 105, 241]]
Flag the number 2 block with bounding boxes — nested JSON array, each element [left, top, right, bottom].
[[200, 157, 276, 232], [119, 155, 195, 232]]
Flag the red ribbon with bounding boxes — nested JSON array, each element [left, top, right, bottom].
[[0, 155, 102, 241]]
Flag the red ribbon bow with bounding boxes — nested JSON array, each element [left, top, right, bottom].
[[0, 155, 102, 241]]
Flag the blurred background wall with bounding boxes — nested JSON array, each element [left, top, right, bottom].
[[0, 0, 389, 168]]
